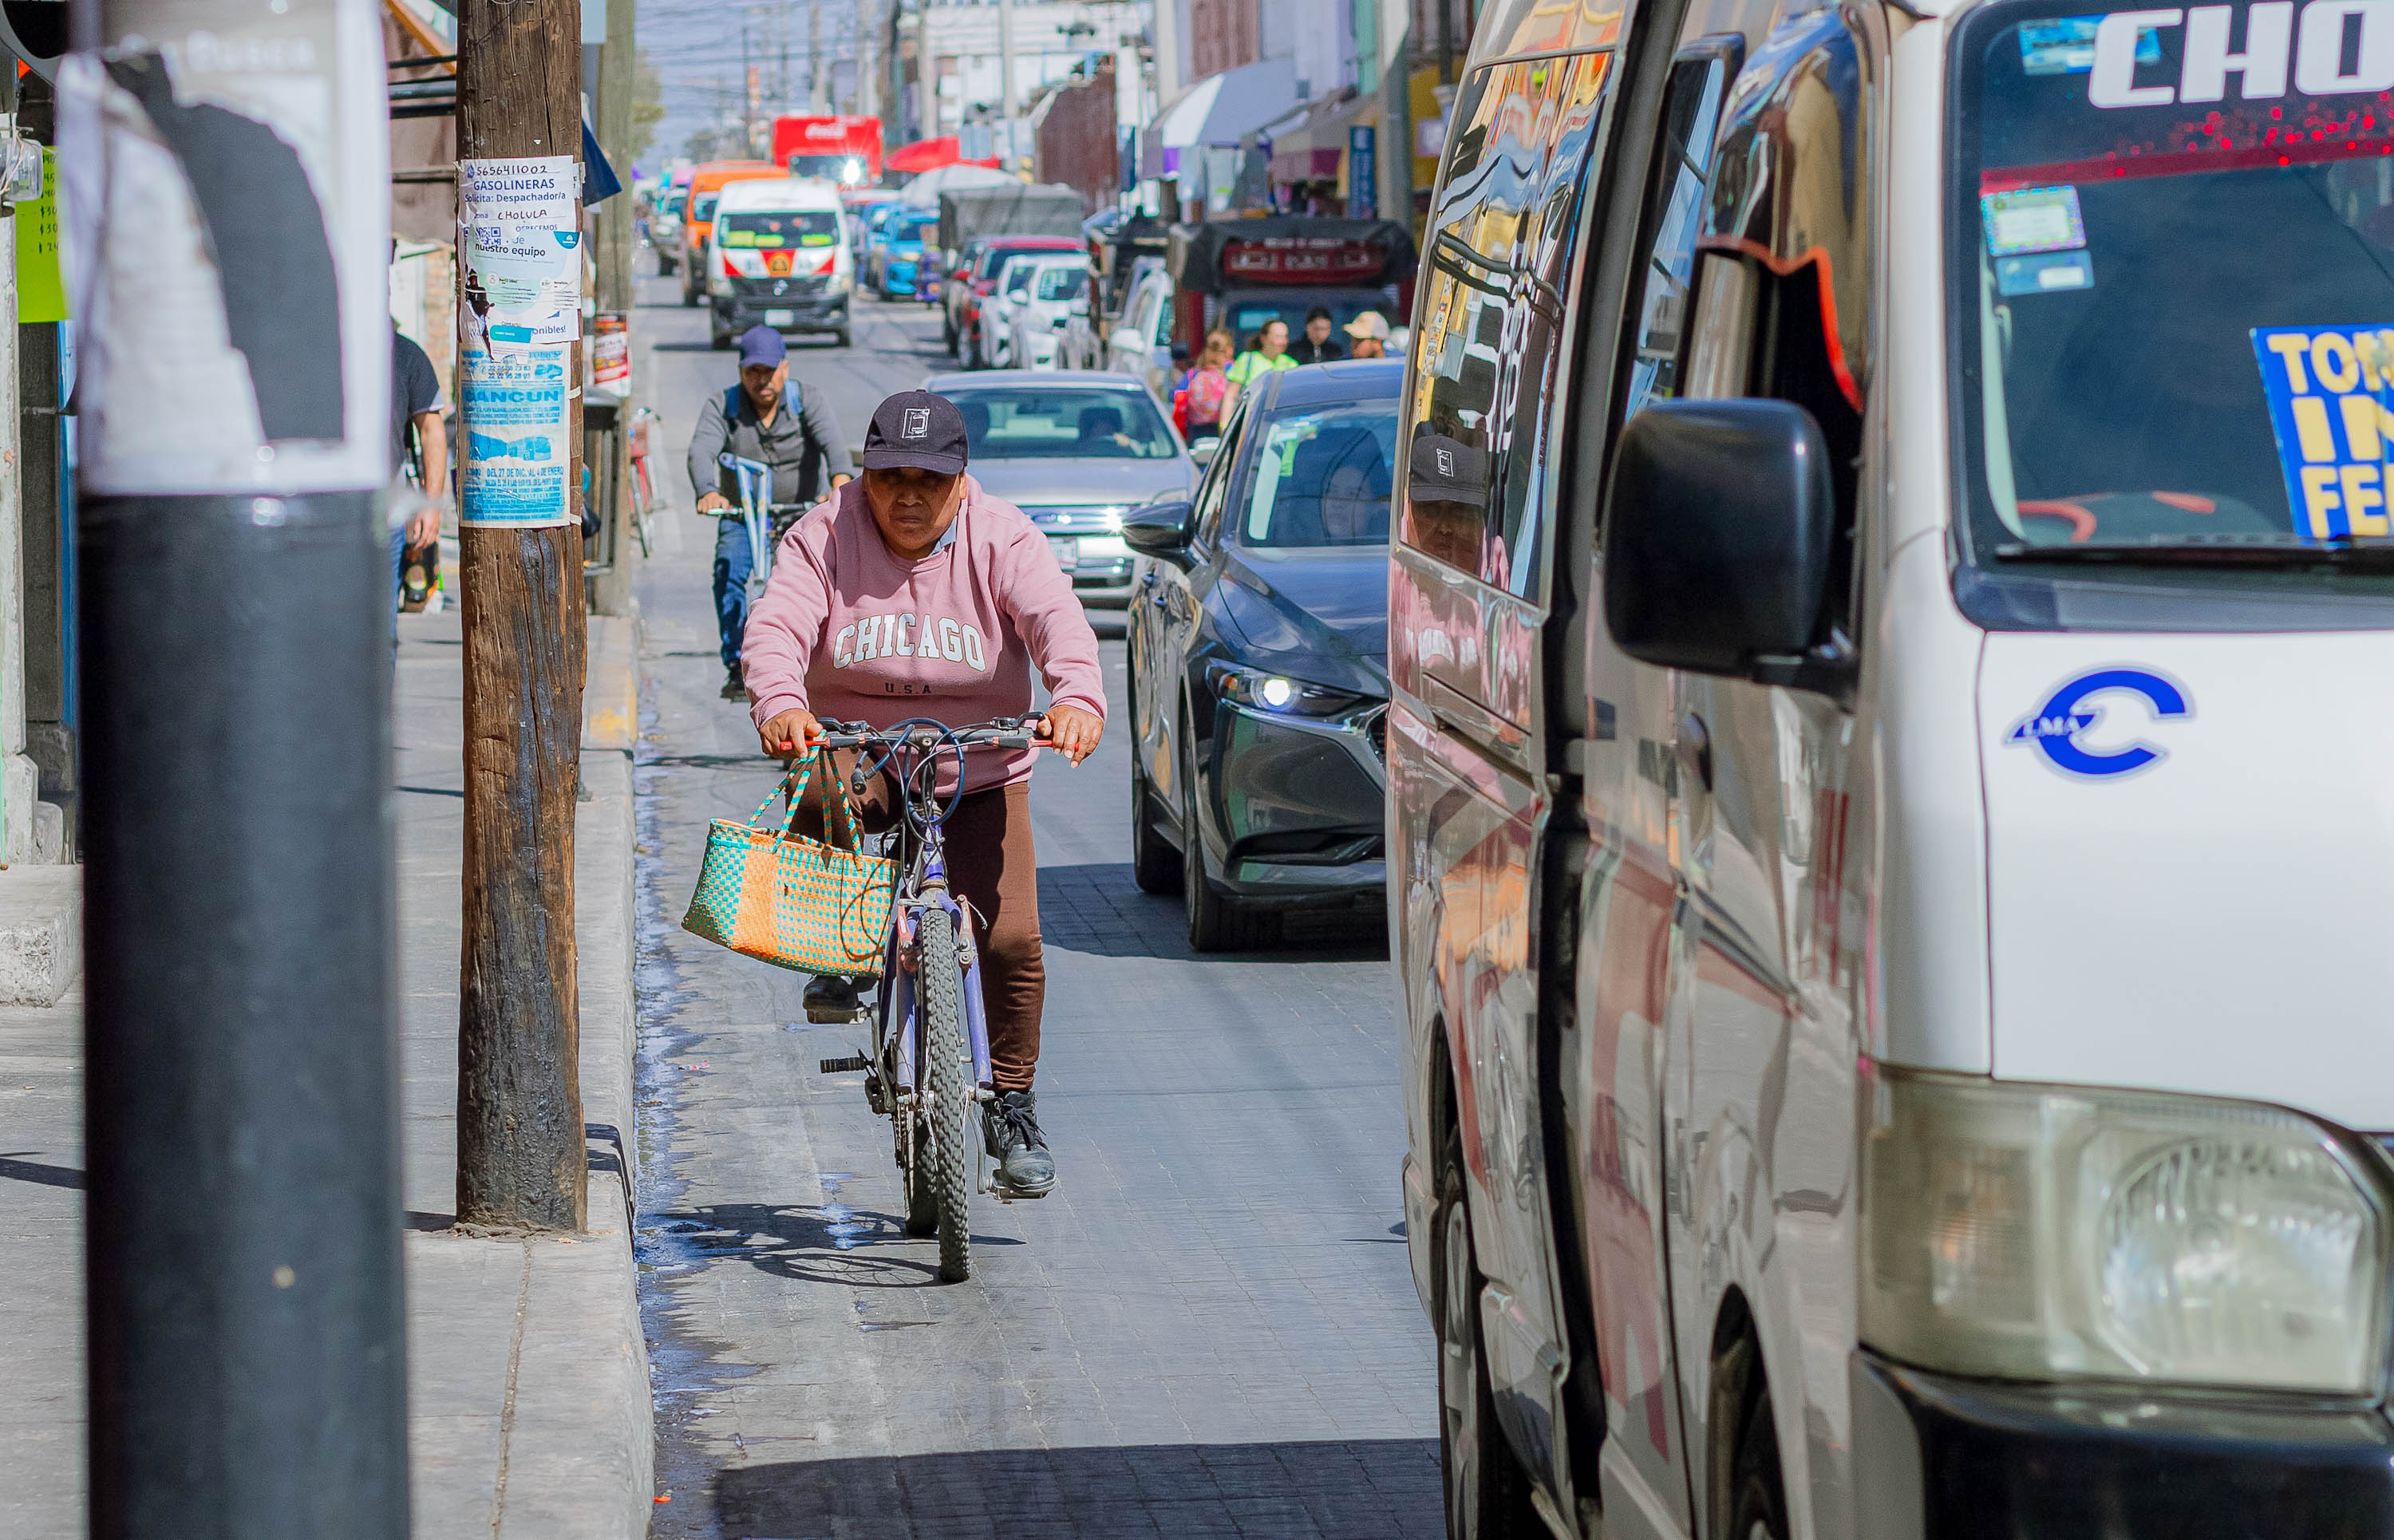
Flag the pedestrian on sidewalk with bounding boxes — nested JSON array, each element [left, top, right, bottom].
[[1222, 318, 1294, 420], [1183, 329, 1235, 437], [688, 326, 853, 700], [391, 320, 446, 610], [739, 390, 1105, 1199], [1288, 304, 1346, 365], [1343, 310, 1391, 360]]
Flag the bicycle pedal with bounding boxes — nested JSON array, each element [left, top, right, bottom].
[[818, 1054, 870, 1074]]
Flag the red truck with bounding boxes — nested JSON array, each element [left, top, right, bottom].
[[771, 115, 883, 188]]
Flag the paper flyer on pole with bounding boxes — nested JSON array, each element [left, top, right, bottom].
[[459, 156, 579, 352], [458, 346, 572, 527]]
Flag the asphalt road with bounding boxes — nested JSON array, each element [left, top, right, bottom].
[[630, 264, 1440, 1538]]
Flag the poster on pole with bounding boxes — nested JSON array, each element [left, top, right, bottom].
[[458, 156, 579, 352], [54, 1, 391, 496], [458, 345, 572, 527], [16, 148, 65, 324]]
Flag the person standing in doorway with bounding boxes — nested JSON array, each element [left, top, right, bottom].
[[391, 322, 445, 610], [688, 326, 854, 700]]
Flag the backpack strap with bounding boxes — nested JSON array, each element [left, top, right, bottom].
[[723, 384, 745, 426]]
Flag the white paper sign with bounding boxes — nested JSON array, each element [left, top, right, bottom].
[[459, 156, 579, 351], [458, 345, 571, 527]]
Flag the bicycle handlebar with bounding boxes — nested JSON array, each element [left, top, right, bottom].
[[810, 717, 1049, 754]]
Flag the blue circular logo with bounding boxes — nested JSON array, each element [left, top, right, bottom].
[[2006, 668, 2191, 778]]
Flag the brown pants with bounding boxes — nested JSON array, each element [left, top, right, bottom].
[[794, 754, 1044, 1092]]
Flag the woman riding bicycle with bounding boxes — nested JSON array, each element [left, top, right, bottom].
[[741, 389, 1104, 1198]]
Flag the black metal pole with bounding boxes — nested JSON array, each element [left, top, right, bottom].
[[81, 493, 407, 1540], [66, 0, 408, 1527]]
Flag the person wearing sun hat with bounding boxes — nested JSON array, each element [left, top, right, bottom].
[[736, 389, 1105, 1198]]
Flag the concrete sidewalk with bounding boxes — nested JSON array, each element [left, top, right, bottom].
[[0, 609, 654, 1538]]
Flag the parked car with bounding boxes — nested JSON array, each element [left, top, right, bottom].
[[926, 371, 1195, 608], [1006, 261, 1092, 371], [1389, 2, 2394, 1537], [703, 178, 850, 349], [974, 252, 1084, 370], [1103, 265, 1178, 398], [869, 206, 941, 299], [1120, 359, 1399, 951], [1055, 252, 1156, 373], [943, 235, 1082, 357], [647, 186, 686, 274]]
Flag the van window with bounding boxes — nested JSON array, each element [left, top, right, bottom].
[[1946, 0, 2394, 625], [1404, 50, 1615, 596], [717, 211, 838, 249], [1622, 55, 1731, 421]]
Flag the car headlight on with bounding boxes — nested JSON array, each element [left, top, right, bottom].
[[1206, 662, 1372, 718], [1863, 1067, 2391, 1394]]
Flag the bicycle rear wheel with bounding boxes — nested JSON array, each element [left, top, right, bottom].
[[917, 906, 973, 1281]]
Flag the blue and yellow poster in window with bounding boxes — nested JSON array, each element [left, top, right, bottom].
[[2252, 325, 2394, 538]]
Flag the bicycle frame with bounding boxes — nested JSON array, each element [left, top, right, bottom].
[[717, 452, 775, 601], [875, 814, 995, 1100]]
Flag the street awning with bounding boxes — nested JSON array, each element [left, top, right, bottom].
[[1266, 90, 1377, 184], [1138, 57, 1299, 180], [888, 136, 964, 175]]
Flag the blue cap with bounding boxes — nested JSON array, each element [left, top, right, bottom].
[[737, 326, 787, 369]]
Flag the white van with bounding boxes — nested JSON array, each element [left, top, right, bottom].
[[705, 177, 851, 349], [1390, 0, 2394, 1536]]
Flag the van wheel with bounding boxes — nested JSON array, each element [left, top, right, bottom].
[[1436, 1116, 1541, 1539], [1728, 1391, 1790, 1540], [655, 251, 674, 276]]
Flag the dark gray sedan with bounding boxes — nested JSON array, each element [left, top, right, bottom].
[[1120, 359, 1400, 950], [926, 370, 1196, 606]]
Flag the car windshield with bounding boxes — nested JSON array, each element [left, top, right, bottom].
[[1223, 295, 1381, 343], [691, 192, 721, 222], [1035, 267, 1082, 302], [787, 152, 858, 181], [900, 216, 937, 242], [1237, 401, 1400, 547], [1952, 0, 2394, 609], [938, 388, 1178, 460], [657, 191, 685, 218], [717, 211, 838, 248]]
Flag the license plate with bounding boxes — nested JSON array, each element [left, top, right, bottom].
[[764, 308, 794, 326], [1047, 536, 1078, 571]]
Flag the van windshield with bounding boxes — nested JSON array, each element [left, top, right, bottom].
[[1951, 0, 2394, 619], [717, 211, 837, 248]]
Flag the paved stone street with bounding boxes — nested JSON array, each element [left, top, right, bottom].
[[631, 277, 1440, 1537]]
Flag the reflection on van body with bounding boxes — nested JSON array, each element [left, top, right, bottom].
[[1392, 0, 2394, 1535]]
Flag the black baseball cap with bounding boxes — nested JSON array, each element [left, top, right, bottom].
[[862, 390, 970, 475], [1408, 432, 1489, 504]]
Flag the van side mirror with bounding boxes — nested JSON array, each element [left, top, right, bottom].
[[1121, 500, 1195, 554], [1602, 399, 1853, 696]]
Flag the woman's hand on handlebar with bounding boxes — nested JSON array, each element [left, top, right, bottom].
[[1037, 703, 1103, 767], [758, 706, 822, 760]]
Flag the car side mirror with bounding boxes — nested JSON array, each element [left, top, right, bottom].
[[1187, 436, 1220, 468], [1121, 499, 1195, 554], [1602, 399, 1853, 697], [1069, 298, 1088, 316]]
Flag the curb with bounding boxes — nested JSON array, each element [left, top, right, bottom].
[[0, 864, 78, 1005]]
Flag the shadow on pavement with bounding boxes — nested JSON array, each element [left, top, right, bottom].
[[1037, 863, 1389, 965], [714, 1437, 1442, 1539], [653, 1200, 1025, 1291]]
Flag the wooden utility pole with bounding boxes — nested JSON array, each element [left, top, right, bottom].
[[455, 0, 588, 1233]]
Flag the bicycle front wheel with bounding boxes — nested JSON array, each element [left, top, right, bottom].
[[916, 905, 973, 1282]]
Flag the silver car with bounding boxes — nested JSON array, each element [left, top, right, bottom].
[[925, 370, 1195, 606]]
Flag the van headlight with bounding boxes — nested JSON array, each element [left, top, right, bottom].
[[1864, 1068, 2391, 1394]]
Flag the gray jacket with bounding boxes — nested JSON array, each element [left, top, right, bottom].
[[685, 381, 855, 508]]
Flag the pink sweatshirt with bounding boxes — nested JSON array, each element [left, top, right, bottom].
[[741, 476, 1106, 792]]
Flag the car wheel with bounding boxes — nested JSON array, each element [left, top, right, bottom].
[[834, 328, 852, 349], [943, 317, 958, 355], [1128, 689, 1181, 895], [966, 328, 985, 370], [681, 279, 700, 309], [1436, 1114, 1543, 1540], [655, 251, 673, 276], [1179, 721, 1274, 952]]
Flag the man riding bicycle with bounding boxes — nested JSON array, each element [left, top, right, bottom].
[[688, 325, 854, 700], [741, 389, 1104, 1198]]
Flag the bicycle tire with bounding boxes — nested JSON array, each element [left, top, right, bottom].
[[903, 1119, 938, 1237], [917, 906, 973, 1281]]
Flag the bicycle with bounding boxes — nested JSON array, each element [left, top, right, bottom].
[[806, 714, 1049, 1283], [628, 405, 664, 558], [708, 451, 809, 601]]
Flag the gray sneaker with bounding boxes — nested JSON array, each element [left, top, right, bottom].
[[983, 1089, 1056, 1198], [804, 973, 864, 1024]]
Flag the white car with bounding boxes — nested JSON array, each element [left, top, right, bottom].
[[973, 253, 1083, 370], [1005, 262, 1093, 371], [1104, 267, 1178, 399]]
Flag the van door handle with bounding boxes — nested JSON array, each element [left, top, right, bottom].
[[1676, 712, 1713, 794]]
